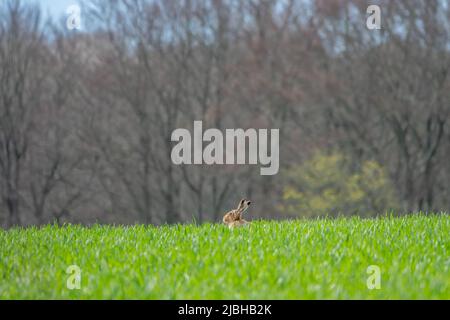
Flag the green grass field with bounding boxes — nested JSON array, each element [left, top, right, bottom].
[[1, 214, 449, 299]]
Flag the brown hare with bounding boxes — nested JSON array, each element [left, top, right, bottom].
[[222, 199, 251, 228]]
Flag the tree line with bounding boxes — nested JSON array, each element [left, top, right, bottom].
[[1, 0, 449, 227]]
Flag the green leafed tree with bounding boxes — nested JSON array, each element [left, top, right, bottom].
[[280, 152, 399, 217]]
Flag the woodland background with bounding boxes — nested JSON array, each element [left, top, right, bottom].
[[1, 0, 449, 227]]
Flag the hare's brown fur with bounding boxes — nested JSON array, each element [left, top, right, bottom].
[[222, 199, 251, 228]]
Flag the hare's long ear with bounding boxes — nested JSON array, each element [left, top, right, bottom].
[[237, 199, 245, 210]]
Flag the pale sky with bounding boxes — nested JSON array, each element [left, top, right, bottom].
[[38, 0, 82, 20]]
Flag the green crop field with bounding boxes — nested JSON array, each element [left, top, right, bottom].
[[0, 214, 449, 299]]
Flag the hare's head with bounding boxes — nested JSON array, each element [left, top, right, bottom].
[[237, 198, 251, 213]]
